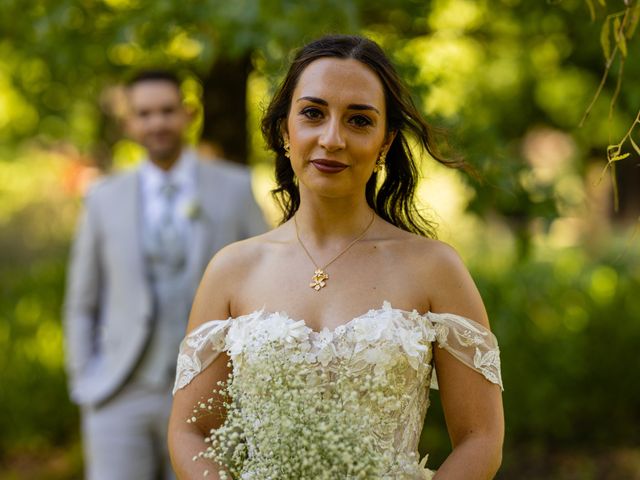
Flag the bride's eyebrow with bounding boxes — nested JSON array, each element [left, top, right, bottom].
[[296, 96, 328, 106], [296, 96, 380, 114]]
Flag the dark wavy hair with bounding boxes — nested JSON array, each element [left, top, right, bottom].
[[261, 34, 463, 237]]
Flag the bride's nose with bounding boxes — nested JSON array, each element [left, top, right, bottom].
[[318, 118, 346, 152]]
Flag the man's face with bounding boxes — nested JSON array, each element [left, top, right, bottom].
[[126, 80, 190, 163]]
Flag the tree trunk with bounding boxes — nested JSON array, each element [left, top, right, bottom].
[[612, 160, 640, 224], [93, 86, 124, 172], [200, 54, 252, 164]]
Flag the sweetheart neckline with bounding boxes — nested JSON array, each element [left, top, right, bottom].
[[228, 302, 448, 337], [177, 302, 504, 394]]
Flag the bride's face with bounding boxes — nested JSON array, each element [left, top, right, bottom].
[[285, 57, 392, 200]]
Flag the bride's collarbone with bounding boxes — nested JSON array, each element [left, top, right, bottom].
[[232, 244, 434, 327], [253, 256, 417, 292], [233, 285, 426, 333]]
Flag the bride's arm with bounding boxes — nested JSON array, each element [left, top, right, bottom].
[[170, 354, 231, 479], [168, 244, 246, 480], [427, 243, 504, 480]]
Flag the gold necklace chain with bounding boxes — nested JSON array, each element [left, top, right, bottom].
[[294, 212, 376, 291]]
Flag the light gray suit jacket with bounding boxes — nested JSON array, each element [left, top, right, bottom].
[[63, 158, 266, 406]]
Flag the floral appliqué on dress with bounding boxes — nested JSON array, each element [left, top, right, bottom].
[[174, 302, 503, 479]]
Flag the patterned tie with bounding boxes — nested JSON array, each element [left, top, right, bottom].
[[155, 180, 186, 272]]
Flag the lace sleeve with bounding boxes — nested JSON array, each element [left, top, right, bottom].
[[426, 312, 503, 391], [173, 319, 231, 395]]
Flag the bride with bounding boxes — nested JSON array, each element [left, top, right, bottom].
[[168, 35, 504, 479]]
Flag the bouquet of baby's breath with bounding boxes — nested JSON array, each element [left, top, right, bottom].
[[189, 339, 405, 479]]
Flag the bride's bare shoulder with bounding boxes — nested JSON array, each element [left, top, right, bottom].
[[410, 234, 468, 278], [189, 227, 285, 325], [380, 222, 462, 265], [378, 223, 472, 292], [390, 228, 488, 325], [200, 226, 287, 284]]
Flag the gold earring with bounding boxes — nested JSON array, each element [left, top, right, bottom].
[[373, 151, 386, 173], [283, 139, 291, 158]]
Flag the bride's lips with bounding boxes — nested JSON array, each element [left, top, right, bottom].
[[310, 159, 348, 174]]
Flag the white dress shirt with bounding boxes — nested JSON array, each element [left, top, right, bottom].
[[139, 149, 198, 249]]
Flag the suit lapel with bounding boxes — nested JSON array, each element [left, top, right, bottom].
[[186, 162, 215, 292], [121, 171, 152, 305]]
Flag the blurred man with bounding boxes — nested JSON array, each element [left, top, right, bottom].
[[63, 70, 266, 480]]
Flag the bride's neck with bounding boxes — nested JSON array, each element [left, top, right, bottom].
[[294, 198, 375, 246]]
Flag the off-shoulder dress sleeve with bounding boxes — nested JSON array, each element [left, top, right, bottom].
[[425, 311, 503, 391], [173, 319, 231, 394]]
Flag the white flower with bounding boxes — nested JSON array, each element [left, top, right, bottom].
[[289, 352, 305, 364], [419, 454, 435, 480], [226, 313, 260, 356], [316, 343, 336, 367], [315, 327, 334, 345], [363, 346, 391, 368], [183, 199, 202, 220], [399, 328, 427, 360], [352, 313, 392, 346], [473, 347, 502, 385], [312, 328, 337, 366], [174, 354, 201, 391], [434, 323, 450, 345], [459, 329, 485, 347], [262, 314, 309, 344], [420, 322, 437, 343], [262, 313, 288, 342], [284, 319, 308, 344]]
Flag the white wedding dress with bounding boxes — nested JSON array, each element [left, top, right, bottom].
[[174, 302, 503, 479]]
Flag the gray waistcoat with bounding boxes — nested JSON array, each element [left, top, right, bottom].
[[131, 215, 191, 389]]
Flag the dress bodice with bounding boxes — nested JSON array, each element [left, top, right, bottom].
[[174, 302, 502, 479]]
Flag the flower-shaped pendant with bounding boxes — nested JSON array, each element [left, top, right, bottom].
[[310, 269, 329, 291]]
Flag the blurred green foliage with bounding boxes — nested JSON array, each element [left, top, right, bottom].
[[419, 245, 640, 478], [486, 250, 640, 449], [0, 150, 82, 477], [3, 0, 639, 252], [1, 0, 640, 477], [0, 260, 81, 472], [0, 0, 418, 150]]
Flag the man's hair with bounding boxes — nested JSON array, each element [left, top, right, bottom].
[[125, 69, 182, 90]]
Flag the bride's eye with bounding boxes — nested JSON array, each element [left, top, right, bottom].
[[350, 114, 373, 128], [300, 107, 323, 120]]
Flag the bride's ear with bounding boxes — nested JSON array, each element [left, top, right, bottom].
[[381, 130, 397, 157], [385, 130, 398, 151], [279, 120, 289, 144]]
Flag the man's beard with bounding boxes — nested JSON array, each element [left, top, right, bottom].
[[146, 137, 182, 164]]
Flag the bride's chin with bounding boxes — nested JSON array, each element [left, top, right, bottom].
[[298, 174, 368, 199], [299, 182, 362, 201]]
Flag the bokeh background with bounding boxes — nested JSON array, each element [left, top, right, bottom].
[[1, 0, 639, 478]]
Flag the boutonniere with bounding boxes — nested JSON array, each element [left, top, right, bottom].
[[183, 199, 202, 220]]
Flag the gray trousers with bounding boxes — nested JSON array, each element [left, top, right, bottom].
[[81, 382, 176, 480]]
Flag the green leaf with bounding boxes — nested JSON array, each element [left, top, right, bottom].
[[609, 152, 631, 162], [601, 17, 611, 61], [618, 34, 627, 56], [585, 0, 596, 21], [613, 16, 627, 57], [607, 144, 622, 158], [626, 3, 640, 39], [630, 136, 640, 157], [598, 0, 606, 6]]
